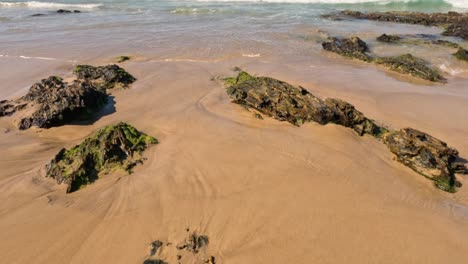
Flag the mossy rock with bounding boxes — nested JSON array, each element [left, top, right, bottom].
[[224, 71, 385, 137], [46, 122, 157, 193], [116, 56, 131, 63], [374, 54, 447, 83], [377, 34, 401, 43], [454, 48, 468, 62]]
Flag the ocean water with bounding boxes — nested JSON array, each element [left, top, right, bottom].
[[0, 0, 467, 71]]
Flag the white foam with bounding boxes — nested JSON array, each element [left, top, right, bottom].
[[195, 0, 468, 8], [242, 53, 261, 57], [0, 1, 102, 9], [440, 63, 464, 76]]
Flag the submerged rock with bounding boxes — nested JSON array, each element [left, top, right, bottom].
[[224, 71, 385, 137], [454, 48, 468, 62], [377, 34, 401, 43], [57, 9, 81, 14], [338, 10, 468, 40], [0, 76, 108, 130], [46, 122, 157, 193], [73, 64, 136, 90], [322, 37, 371, 61], [383, 128, 464, 192], [374, 54, 447, 83]]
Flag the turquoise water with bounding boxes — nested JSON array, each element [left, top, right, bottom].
[[0, 0, 466, 62]]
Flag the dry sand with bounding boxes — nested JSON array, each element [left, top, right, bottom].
[[0, 55, 468, 264]]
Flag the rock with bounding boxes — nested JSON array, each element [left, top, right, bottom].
[[142, 260, 167, 264], [57, 9, 71, 13], [338, 10, 468, 40], [31, 13, 46, 17], [374, 54, 447, 83], [205, 256, 216, 264], [45, 122, 157, 193], [454, 48, 468, 62], [150, 240, 164, 256], [432, 40, 460, 49], [377, 34, 401, 43], [224, 71, 466, 192], [116, 56, 131, 63], [383, 128, 465, 192], [73, 64, 136, 90], [322, 37, 446, 83], [322, 37, 371, 61], [0, 76, 108, 130], [176, 233, 209, 253], [224, 71, 385, 137]]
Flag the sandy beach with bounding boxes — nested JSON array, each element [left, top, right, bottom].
[[1, 0, 468, 263]]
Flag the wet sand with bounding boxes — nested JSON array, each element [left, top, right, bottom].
[[0, 50, 468, 264]]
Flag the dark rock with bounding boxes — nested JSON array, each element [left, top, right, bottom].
[[224, 71, 466, 192], [73, 10, 81, 13], [31, 13, 46, 17], [45, 122, 157, 193], [224, 71, 385, 137], [322, 37, 371, 61], [176, 233, 209, 253], [374, 54, 447, 83], [454, 48, 468, 62], [150, 240, 164, 256], [431, 39, 460, 48], [73, 64, 136, 90], [57, 9, 72, 13], [0, 76, 108, 130], [383, 128, 465, 192], [322, 36, 446, 83], [377, 34, 401, 43], [143, 260, 167, 264], [205, 256, 216, 264], [116, 56, 131, 63], [338, 10, 468, 40]]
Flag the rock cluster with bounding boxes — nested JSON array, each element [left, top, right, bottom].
[[322, 37, 446, 82], [0, 65, 135, 129], [73, 64, 136, 90], [224, 71, 466, 192], [46, 122, 157, 193], [144, 231, 215, 264], [339, 10, 468, 40]]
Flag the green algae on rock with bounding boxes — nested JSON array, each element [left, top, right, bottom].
[[73, 64, 136, 90], [383, 128, 463, 193], [454, 48, 468, 62], [322, 37, 447, 83], [116, 55, 131, 63], [46, 122, 157, 193], [224, 71, 466, 192], [377, 34, 401, 43], [374, 54, 447, 83], [224, 71, 385, 137]]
